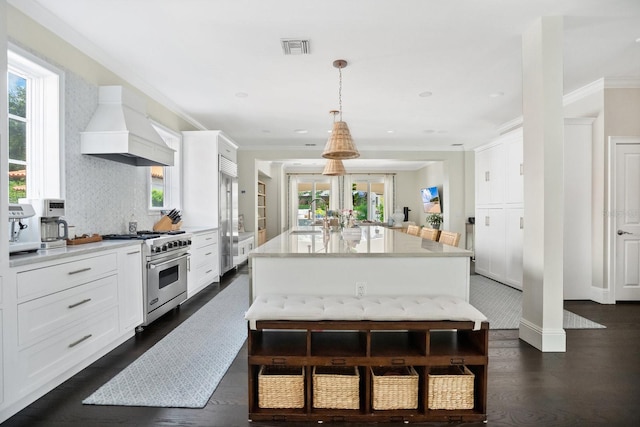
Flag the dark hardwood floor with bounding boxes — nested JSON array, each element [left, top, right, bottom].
[[4, 268, 640, 426]]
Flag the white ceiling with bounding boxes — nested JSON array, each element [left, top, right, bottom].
[[11, 0, 640, 171]]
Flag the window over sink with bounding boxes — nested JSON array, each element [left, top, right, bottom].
[[7, 44, 63, 203]]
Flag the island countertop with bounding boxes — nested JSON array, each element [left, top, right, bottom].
[[249, 225, 472, 258]]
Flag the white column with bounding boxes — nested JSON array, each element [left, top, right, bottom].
[[519, 16, 566, 352]]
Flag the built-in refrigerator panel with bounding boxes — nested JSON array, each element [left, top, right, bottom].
[[219, 155, 238, 275]]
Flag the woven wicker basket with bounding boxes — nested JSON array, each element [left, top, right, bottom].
[[428, 365, 475, 410], [312, 366, 360, 409], [371, 366, 419, 410], [258, 365, 305, 409]]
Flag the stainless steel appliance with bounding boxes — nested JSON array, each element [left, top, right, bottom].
[[40, 199, 69, 249], [219, 155, 238, 274], [8, 203, 41, 253], [102, 231, 192, 330]]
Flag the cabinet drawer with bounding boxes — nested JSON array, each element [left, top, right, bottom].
[[192, 231, 218, 249], [18, 275, 118, 348], [194, 262, 219, 288], [17, 253, 118, 301], [192, 244, 218, 269], [17, 307, 119, 394]]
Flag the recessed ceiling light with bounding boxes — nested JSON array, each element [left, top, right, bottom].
[[386, 130, 395, 134], [489, 91, 504, 98], [423, 129, 435, 134], [418, 91, 433, 98], [261, 129, 271, 133], [636, 37, 640, 43], [294, 129, 308, 134], [235, 92, 248, 98]]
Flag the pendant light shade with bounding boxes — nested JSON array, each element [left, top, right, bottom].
[[322, 59, 359, 160], [322, 159, 346, 176]]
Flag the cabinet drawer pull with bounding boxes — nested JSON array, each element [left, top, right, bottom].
[[520, 217, 524, 229], [205, 237, 213, 241], [330, 358, 346, 365], [127, 250, 140, 255], [68, 334, 92, 348], [68, 298, 92, 309], [205, 269, 213, 274], [520, 162, 524, 176], [485, 216, 490, 226], [271, 357, 286, 365], [391, 358, 406, 365], [205, 252, 212, 256], [450, 357, 465, 365], [68, 267, 91, 275]]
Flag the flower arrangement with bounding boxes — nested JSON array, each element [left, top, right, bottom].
[[426, 213, 443, 229]]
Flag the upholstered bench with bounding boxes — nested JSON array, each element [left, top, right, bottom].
[[245, 294, 488, 330]]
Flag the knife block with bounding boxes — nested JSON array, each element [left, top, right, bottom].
[[153, 215, 182, 232]]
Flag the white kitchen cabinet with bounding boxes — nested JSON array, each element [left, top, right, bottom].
[[233, 233, 254, 266], [1, 244, 141, 423], [187, 229, 220, 299], [118, 246, 143, 332], [474, 208, 506, 280], [505, 208, 524, 290], [182, 130, 238, 228], [475, 128, 522, 288]]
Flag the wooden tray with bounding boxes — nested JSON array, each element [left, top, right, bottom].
[[66, 234, 103, 245]]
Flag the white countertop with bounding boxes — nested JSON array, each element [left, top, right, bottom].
[[250, 225, 472, 258], [9, 240, 142, 268]]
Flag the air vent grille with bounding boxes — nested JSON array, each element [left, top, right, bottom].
[[281, 39, 310, 55]]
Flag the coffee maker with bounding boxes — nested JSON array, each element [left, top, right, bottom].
[[8, 203, 42, 253], [39, 199, 69, 249]]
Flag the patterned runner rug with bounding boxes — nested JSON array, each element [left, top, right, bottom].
[[470, 274, 606, 329], [83, 274, 249, 408]]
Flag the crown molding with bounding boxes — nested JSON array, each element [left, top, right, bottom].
[[8, 0, 207, 131]]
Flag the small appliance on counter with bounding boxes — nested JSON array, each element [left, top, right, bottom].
[[8, 203, 41, 254], [39, 199, 69, 249]]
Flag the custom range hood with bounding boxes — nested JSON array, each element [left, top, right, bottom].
[[81, 86, 175, 167]]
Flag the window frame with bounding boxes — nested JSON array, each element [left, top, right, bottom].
[[148, 121, 182, 212], [7, 43, 64, 201]]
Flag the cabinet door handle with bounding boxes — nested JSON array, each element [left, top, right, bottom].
[[68, 334, 92, 348], [127, 250, 140, 255], [485, 171, 490, 182], [205, 269, 213, 274], [520, 163, 524, 176], [205, 252, 212, 256], [485, 216, 490, 226], [68, 267, 91, 275], [520, 217, 524, 229], [68, 298, 92, 309]]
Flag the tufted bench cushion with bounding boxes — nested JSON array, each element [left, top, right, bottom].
[[245, 294, 488, 330]]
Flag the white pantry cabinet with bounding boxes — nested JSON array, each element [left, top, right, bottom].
[[187, 229, 220, 299], [0, 243, 143, 423], [475, 128, 523, 289], [233, 233, 254, 266]]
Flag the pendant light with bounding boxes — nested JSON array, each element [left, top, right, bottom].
[[322, 159, 346, 176], [322, 59, 360, 160]]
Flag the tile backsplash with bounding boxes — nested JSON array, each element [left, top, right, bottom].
[[14, 40, 163, 236]]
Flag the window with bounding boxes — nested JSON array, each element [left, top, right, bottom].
[[7, 45, 62, 202], [352, 177, 385, 222], [148, 122, 181, 211]]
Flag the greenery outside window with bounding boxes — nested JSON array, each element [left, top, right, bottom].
[[148, 122, 181, 211], [7, 45, 62, 202]]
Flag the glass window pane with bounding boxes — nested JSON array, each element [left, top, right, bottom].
[[8, 73, 27, 117], [352, 181, 368, 220], [8, 118, 27, 161], [9, 164, 27, 203], [150, 166, 165, 207]]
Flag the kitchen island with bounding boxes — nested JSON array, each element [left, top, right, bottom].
[[249, 225, 473, 302]]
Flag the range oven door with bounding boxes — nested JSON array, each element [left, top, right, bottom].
[[146, 252, 189, 319]]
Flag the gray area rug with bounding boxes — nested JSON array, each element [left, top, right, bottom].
[[469, 274, 606, 330], [83, 275, 249, 408]]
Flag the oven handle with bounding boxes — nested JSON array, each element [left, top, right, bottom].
[[148, 253, 190, 270]]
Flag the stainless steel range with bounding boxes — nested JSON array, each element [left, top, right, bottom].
[[103, 231, 192, 330]]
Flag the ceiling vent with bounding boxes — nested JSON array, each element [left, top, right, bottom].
[[281, 39, 310, 55]]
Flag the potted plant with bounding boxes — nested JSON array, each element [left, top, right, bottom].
[[426, 213, 443, 229]]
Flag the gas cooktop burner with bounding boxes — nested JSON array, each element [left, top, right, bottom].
[[101, 230, 186, 240]]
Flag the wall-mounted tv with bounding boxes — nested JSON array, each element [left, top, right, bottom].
[[420, 186, 441, 213]]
